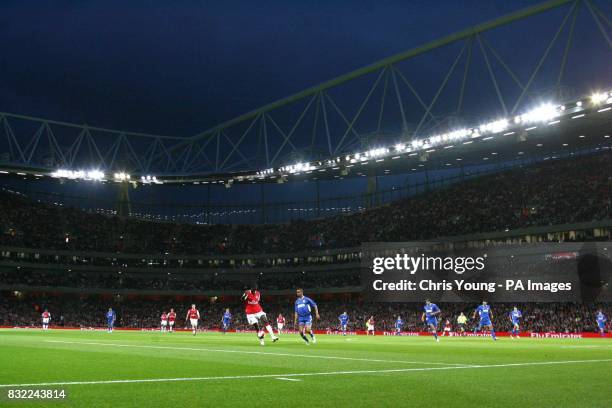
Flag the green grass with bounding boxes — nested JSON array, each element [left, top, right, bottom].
[[0, 329, 611, 407]]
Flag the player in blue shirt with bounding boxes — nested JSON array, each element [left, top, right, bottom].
[[221, 309, 232, 334], [106, 308, 116, 333], [509, 306, 522, 339], [395, 316, 404, 335], [421, 300, 441, 342], [339, 312, 349, 336], [294, 288, 320, 345], [596, 310, 606, 336], [473, 301, 496, 340]]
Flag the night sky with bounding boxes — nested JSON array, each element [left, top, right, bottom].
[[1, 0, 552, 137]]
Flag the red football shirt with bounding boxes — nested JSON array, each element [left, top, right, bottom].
[[168, 312, 176, 321], [244, 290, 263, 314], [161, 313, 167, 321], [187, 308, 199, 319], [277, 316, 285, 324]]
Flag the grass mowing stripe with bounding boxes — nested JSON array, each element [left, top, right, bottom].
[[44, 339, 469, 366], [1, 359, 610, 388], [560, 345, 612, 349]]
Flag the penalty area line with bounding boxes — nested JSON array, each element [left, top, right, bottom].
[[0, 359, 611, 388]]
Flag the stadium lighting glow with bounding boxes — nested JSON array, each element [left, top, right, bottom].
[[51, 169, 105, 181], [366, 148, 387, 158], [113, 172, 131, 181], [515, 103, 559, 124], [591, 92, 608, 105], [140, 175, 158, 183], [479, 119, 509, 134], [51, 169, 82, 179], [86, 170, 105, 180], [256, 167, 280, 176], [18, 88, 609, 185], [258, 90, 606, 180]]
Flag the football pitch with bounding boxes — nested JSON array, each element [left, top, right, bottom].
[[0, 330, 611, 407]]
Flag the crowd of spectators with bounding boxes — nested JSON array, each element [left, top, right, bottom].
[[0, 269, 359, 292], [0, 294, 608, 333], [1, 152, 611, 256], [0, 246, 360, 270]]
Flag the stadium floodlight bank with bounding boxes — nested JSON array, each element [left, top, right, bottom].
[[1, 90, 610, 186]]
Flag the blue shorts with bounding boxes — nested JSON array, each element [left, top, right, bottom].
[[426, 317, 437, 326], [298, 315, 312, 325], [480, 319, 492, 327], [107, 321, 114, 328], [512, 320, 520, 326], [598, 322, 605, 329]]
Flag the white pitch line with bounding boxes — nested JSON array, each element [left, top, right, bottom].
[[44, 340, 468, 366], [0, 359, 610, 388], [275, 378, 302, 382]]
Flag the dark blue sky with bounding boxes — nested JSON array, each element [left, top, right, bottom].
[[1, 0, 552, 137]]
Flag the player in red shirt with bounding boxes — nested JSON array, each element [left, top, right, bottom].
[[276, 314, 286, 335], [160, 312, 168, 333], [41, 309, 51, 331], [242, 285, 278, 345], [185, 304, 200, 336], [442, 319, 452, 336], [168, 309, 176, 332], [366, 316, 375, 336]]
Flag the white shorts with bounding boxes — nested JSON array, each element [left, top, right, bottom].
[[246, 311, 266, 325], [277, 323, 284, 330], [190, 318, 198, 328], [161, 320, 167, 326], [444, 327, 451, 332], [42, 318, 49, 324], [367, 324, 374, 331], [169, 321, 175, 326]]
